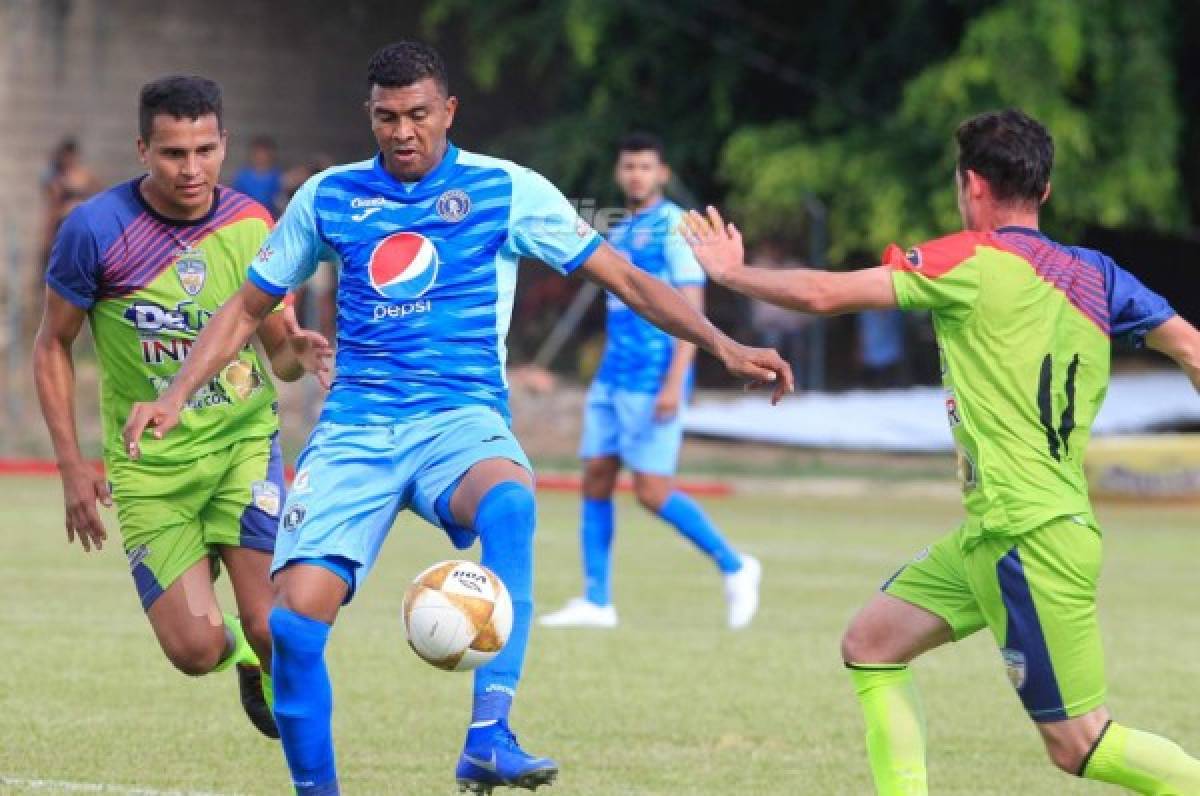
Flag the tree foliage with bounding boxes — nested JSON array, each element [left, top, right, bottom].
[[426, 0, 1189, 261], [423, 0, 986, 205], [721, 0, 1184, 259]]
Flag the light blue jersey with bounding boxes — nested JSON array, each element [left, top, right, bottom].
[[249, 144, 603, 425], [594, 199, 704, 393]]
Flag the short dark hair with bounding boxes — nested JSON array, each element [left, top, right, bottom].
[[367, 41, 448, 95], [139, 76, 223, 141], [955, 109, 1053, 205], [617, 132, 665, 160], [250, 135, 276, 151]]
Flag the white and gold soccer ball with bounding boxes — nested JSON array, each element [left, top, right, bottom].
[[402, 560, 513, 671]]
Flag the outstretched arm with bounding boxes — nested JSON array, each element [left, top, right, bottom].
[[682, 207, 897, 314], [578, 242, 794, 403], [123, 281, 280, 457], [1147, 315, 1200, 392]]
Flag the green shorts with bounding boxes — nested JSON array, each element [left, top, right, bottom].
[[109, 434, 284, 610], [883, 515, 1106, 722]]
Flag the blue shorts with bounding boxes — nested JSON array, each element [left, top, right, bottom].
[[271, 406, 531, 600], [578, 380, 683, 476]]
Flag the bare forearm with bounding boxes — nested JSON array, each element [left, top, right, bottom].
[[1148, 315, 1200, 393], [163, 297, 265, 408], [619, 276, 728, 358], [718, 267, 831, 313], [33, 338, 86, 467]]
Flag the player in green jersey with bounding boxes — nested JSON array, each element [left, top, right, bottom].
[[683, 109, 1200, 794], [32, 76, 331, 739]]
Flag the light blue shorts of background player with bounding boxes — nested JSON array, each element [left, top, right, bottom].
[[271, 405, 532, 600], [578, 380, 683, 476]]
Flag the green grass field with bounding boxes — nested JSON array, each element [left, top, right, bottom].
[[2, 476, 1199, 795]]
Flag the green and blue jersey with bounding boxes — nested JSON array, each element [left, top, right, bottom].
[[886, 227, 1175, 541], [46, 179, 279, 465]]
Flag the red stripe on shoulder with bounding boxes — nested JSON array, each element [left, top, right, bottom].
[[229, 203, 275, 228], [218, 186, 275, 229], [882, 231, 994, 278]]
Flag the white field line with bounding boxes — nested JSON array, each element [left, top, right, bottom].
[[0, 775, 238, 796]]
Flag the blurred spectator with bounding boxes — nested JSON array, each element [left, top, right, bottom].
[[857, 308, 908, 387], [747, 241, 813, 383], [231, 135, 283, 216], [40, 137, 100, 266]]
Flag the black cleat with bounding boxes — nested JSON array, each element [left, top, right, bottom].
[[236, 663, 279, 739], [457, 767, 557, 794]]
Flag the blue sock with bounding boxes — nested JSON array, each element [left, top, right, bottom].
[[658, 491, 742, 574], [471, 481, 536, 725], [270, 607, 339, 795], [581, 497, 615, 605]]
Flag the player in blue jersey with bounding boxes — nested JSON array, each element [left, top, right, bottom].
[[122, 42, 792, 795], [540, 134, 760, 631]]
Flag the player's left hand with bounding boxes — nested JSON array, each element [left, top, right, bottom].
[[715, 339, 795, 405], [681, 206, 746, 285], [654, 383, 683, 420], [290, 329, 334, 389]]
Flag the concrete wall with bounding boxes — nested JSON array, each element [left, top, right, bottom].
[[0, 0, 453, 451]]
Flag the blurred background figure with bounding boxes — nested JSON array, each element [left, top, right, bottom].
[[280, 153, 338, 345], [857, 308, 907, 388], [747, 241, 815, 388], [39, 137, 100, 268], [231, 135, 283, 217]]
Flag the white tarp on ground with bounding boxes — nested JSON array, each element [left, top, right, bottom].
[[684, 371, 1200, 452]]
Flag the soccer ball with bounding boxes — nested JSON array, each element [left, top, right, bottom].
[[402, 560, 513, 671]]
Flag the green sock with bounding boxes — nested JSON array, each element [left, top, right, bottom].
[[260, 670, 274, 711], [213, 613, 259, 673], [848, 663, 928, 796], [1083, 721, 1200, 795]]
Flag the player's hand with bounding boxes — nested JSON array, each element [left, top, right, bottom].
[[681, 206, 746, 285], [291, 329, 334, 389], [122, 399, 182, 460], [59, 460, 110, 552], [715, 339, 794, 405], [654, 382, 683, 420]]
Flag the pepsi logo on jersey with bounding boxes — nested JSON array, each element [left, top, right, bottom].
[[368, 231, 439, 321]]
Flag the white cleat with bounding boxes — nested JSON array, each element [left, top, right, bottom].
[[724, 554, 762, 630], [538, 597, 618, 628]]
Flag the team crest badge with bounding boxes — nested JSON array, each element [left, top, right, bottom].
[[436, 189, 471, 222], [1002, 648, 1027, 690], [251, 480, 281, 517], [904, 247, 923, 269], [282, 504, 306, 532], [176, 247, 207, 296], [632, 227, 653, 250]]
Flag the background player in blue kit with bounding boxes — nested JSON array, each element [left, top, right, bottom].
[[123, 41, 792, 795], [540, 134, 760, 631]]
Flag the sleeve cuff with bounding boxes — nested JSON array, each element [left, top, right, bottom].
[[46, 275, 94, 310], [1128, 309, 1177, 348], [247, 266, 289, 297], [559, 234, 604, 275], [889, 269, 914, 311]]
